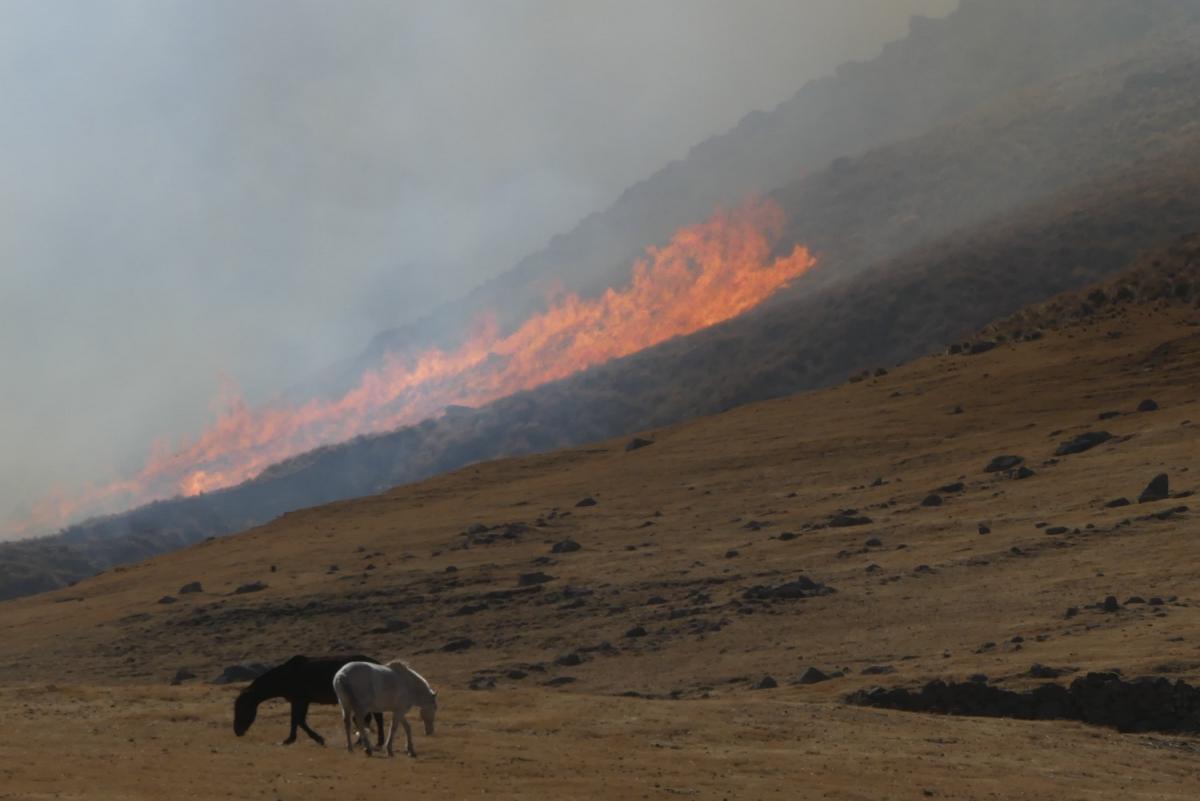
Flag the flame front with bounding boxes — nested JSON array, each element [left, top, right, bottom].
[[14, 198, 815, 534]]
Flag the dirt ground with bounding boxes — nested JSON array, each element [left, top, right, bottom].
[[1, 303, 1198, 799]]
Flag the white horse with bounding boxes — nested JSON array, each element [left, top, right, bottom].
[[332, 660, 438, 757]]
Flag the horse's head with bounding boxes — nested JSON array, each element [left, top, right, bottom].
[[233, 690, 259, 736], [420, 690, 438, 736]]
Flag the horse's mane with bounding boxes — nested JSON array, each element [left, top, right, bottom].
[[386, 658, 436, 698]]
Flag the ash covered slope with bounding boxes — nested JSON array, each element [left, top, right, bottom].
[[5, 0, 1200, 600]]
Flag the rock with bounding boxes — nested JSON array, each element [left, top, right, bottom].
[[985, 455, 1024, 472], [1098, 411, 1122, 421], [551, 539, 582, 554], [797, 667, 830, 685], [466, 523, 488, 535], [575, 497, 598, 508], [178, 582, 203, 594], [1054, 431, 1113, 456], [977, 524, 991, 535], [754, 675, 778, 690], [645, 595, 666, 605], [1137, 399, 1159, 412], [969, 340, 997, 355], [157, 595, 178, 605], [211, 664, 269, 685], [1045, 526, 1068, 535], [829, 514, 872, 527], [937, 482, 965, 493], [1125, 596, 1146, 605], [625, 437, 654, 452], [545, 676, 576, 687], [554, 653, 584, 667], [625, 625, 648, 638], [518, 572, 555, 586], [1015, 466, 1036, 480], [1064, 607, 1078, 618], [233, 581, 267, 595], [170, 669, 196, 685], [921, 494, 943, 507], [778, 531, 797, 541], [861, 665, 895, 675], [865, 537, 883, 547], [743, 576, 836, 601], [1105, 497, 1131, 508], [506, 669, 528, 680], [1139, 474, 1170, 503], [1029, 663, 1074, 679], [1102, 596, 1120, 613], [724, 549, 739, 558], [468, 676, 496, 691], [968, 674, 989, 684], [442, 638, 474, 652]]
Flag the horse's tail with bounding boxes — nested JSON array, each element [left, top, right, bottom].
[[333, 670, 355, 718]]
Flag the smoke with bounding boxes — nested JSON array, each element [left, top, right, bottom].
[[0, 0, 955, 534]]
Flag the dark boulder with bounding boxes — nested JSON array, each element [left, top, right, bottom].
[[797, 667, 831, 685], [743, 576, 835, 601], [1054, 431, 1113, 456], [233, 581, 267, 595], [518, 572, 556, 586], [920, 494, 943, 507], [551, 539, 582, 554], [754, 676, 778, 690], [984, 455, 1024, 472], [1139, 474, 1170, 503], [178, 582, 203, 594], [1137, 399, 1159, 412], [575, 497, 598, 508]]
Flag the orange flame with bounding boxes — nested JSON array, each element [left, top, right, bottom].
[[11, 198, 815, 535]]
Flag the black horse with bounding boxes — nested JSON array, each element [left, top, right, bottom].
[[233, 654, 385, 746]]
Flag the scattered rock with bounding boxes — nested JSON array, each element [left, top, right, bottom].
[[968, 674, 989, 684], [625, 625, 648, 638], [575, 497, 598, 508], [798, 667, 831, 685], [1137, 399, 1160, 412], [1029, 663, 1075, 679], [829, 514, 873, 527], [625, 437, 654, 452], [1015, 466, 1036, 480], [157, 595, 177, 605], [1054, 431, 1113, 456], [518, 572, 556, 586], [1098, 411, 1122, 421], [466, 523, 488, 535], [551, 539, 582, 554], [968, 340, 997, 355], [442, 638, 474, 653], [977, 524, 991, 535], [724, 549, 740, 558], [545, 676, 576, 687], [1105, 497, 1132, 508], [1045, 526, 1068, 536], [778, 531, 797, 541], [985, 455, 1024, 473], [170, 669, 196, 685], [743, 576, 836, 601], [233, 581, 267, 595], [1102, 596, 1120, 613], [754, 676, 778, 690], [937, 482, 965, 493], [178, 582, 203, 594], [555, 652, 585, 667], [920, 494, 943, 507], [861, 665, 895, 675], [865, 537, 883, 547], [1139, 474, 1170, 503], [506, 670, 528, 680], [645, 595, 666, 605]]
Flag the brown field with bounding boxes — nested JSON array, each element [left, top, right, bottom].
[[2, 301, 1198, 800]]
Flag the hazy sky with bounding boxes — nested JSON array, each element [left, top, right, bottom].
[[0, 0, 955, 533]]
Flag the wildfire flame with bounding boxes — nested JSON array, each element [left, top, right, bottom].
[[12, 198, 815, 535]]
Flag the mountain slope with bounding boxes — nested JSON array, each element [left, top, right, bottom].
[[1, 255, 1198, 800]]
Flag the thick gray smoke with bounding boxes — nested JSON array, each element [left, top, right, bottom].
[[0, 0, 954, 533]]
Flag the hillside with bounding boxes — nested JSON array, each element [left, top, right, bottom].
[[6, 0, 1200, 600], [1, 257, 1198, 799]]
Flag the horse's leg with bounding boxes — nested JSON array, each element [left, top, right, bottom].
[[373, 712, 386, 749], [384, 713, 397, 757], [356, 710, 373, 757], [400, 715, 416, 758], [282, 701, 300, 745], [296, 700, 325, 746], [341, 705, 355, 754]]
